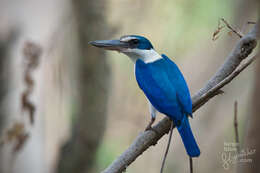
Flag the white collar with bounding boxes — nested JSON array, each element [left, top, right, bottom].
[[123, 48, 162, 63]]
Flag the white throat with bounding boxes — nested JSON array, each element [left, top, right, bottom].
[[123, 48, 162, 63]]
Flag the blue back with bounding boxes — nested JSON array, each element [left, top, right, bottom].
[[135, 54, 192, 122]]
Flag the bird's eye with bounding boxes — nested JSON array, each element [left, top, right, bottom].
[[131, 39, 139, 44]]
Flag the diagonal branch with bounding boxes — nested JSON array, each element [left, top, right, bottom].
[[102, 19, 260, 173], [192, 52, 258, 111]]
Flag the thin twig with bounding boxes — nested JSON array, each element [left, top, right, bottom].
[[221, 18, 244, 38], [212, 20, 225, 41], [189, 157, 193, 173], [160, 121, 174, 173], [234, 101, 240, 152], [213, 18, 245, 41]]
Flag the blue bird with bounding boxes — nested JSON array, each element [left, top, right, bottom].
[[89, 35, 200, 157]]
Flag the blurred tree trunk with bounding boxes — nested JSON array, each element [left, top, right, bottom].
[[0, 27, 18, 132], [0, 39, 8, 173], [56, 1, 110, 173], [0, 37, 9, 135], [0, 28, 18, 173]]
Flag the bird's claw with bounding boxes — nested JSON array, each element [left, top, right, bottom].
[[145, 126, 159, 135]]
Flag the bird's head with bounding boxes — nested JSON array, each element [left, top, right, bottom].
[[89, 35, 161, 63]]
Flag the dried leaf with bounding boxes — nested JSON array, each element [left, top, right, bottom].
[[6, 123, 25, 141], [221, 18, 243, 38], [212, 20, 225, 41], [2, 122, 29, 153], [228, 31, 233, 37]]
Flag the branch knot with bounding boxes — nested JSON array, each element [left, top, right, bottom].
[[238, 36, 257, 60]]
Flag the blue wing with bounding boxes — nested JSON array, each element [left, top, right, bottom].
[[162, 54, 192, 116], [135, 55, 192, 121]]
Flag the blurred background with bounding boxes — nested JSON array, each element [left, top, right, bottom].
[[0, 0, 259, 173]]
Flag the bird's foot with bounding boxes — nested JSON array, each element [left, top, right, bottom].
[[144, 125, 159, 135], [144, 117, 159, 134]]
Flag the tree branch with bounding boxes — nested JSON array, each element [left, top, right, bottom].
[[102, 19, 260, 173], [234, 101, 240, 152]]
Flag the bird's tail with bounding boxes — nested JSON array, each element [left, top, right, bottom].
[[176, 115, 200, 157]]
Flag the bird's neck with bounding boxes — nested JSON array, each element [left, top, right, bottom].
[[124, 49, 162, 64]]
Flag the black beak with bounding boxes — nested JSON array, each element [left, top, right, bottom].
[[89, 39, 129, 51]]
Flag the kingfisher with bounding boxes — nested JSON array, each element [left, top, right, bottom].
[[89, 35, 200, 157]]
